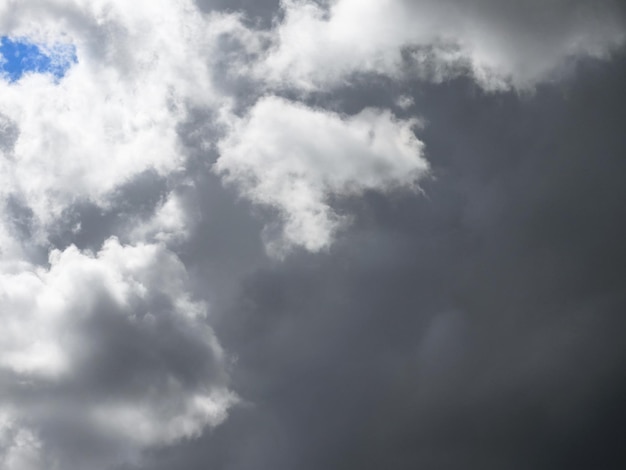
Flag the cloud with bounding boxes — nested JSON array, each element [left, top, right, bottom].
[[0, 238, 236, 469], [215, 96, 428, 254], [256, 0, 626, 90], [207, 0, 625, 254], [0, 1, 624, 469], [0, 0, 253, 256], [0, 5, 252, 465], [0, 414, 46, 470], [141, 54, 626, 470], [129, 190, 197, 244]]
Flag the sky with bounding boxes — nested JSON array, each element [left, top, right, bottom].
[[0, 1, 625, 469], [0, 37, 76, 82]]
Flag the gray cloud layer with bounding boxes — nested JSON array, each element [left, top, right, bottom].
[[0, 1, 625, 469], [145, 53, 626, 470]]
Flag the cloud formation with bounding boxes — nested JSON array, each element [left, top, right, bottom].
[[0, 2, 247, 467], [0, 0, 252, 254], [0, 0, 624, 469], [257, 0, 626, 90], [216, 96, 428, 253], [0, 238, 235, 469], [141, 53, 626, 470]]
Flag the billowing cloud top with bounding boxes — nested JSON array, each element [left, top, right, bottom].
[[0, 0, 624, 469], [216, 97, 427, 254], [259, 0, 626, 90]]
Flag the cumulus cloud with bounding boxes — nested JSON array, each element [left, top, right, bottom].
[[0, 237, 235, 469], [256, 0, 626, 90], [0, 4, 252, 466], [216, 96, 427, 254], [0, 0, 254, 255]]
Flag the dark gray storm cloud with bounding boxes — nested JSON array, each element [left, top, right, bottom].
[[1, 1, 625, 470], [139, 52, 626, 470]]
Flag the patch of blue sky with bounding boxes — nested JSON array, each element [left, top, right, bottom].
[[0, 36, 77, 82]]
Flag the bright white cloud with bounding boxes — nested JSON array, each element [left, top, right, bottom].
[[0, 238, 236, 469], [257, 0, 626, 90], [0, 0, 252, 251], [216, 96, 428, 254]]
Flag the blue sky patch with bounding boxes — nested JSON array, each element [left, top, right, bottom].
[[0, 36, 77, 82]]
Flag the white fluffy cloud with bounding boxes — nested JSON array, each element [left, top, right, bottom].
[[0, 238, 236, 469], [0, 0, 252, 254], [0, 4, 251, 467], [257, 0, 626, 90], [216, 96, 428, 254]]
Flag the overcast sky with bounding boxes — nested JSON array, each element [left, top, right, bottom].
[[1, 1, 625, 469]]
